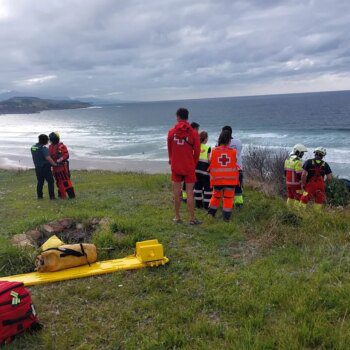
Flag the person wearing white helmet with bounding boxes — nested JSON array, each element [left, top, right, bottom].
[[284, 144, 308, 207], [300, 147, 332, 210]]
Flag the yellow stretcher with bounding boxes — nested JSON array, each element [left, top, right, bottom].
[[0, 240, 169, 287]]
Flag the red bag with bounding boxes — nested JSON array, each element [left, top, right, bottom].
[[0, 281, 41, 345]]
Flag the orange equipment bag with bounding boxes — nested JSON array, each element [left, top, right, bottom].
[[35, 243, 97, 272]]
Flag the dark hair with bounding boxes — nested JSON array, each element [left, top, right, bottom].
[[38, 134, 49, 145], [191, 122, 200, 130], [218, 130, 231, 146], [199, 131, 208, 143], [222, 125, 232, 137], [176, 108, 189, 120], [49, 132, 60, 144]]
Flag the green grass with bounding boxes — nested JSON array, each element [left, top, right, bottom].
[[1, 169, 350, 349]]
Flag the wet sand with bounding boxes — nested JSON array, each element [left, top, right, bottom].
[[0, 155, 169, 174]]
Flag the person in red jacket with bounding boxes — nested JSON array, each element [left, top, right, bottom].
[[49, 132, 75, 199], [167, 108, 201, 225], [49, 132, 69, 163]]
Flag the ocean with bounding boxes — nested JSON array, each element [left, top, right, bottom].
[[0, 90, 349, 178]]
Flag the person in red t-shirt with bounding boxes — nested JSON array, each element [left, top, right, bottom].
[[167, 108, 201, 225]]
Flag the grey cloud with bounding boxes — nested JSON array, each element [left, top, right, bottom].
[[0, 0, 349, 101]]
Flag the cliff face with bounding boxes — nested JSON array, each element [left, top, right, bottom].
[[0, 96, 91, 114]]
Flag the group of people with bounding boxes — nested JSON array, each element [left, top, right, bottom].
[[284, 144, 332, 210], [167, 108, 244, 224], [31, 108, 333, 220], [167, 107, 334, 224], [31, 132, 75, 200]]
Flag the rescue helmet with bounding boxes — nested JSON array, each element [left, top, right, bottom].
[[49, 132, 60, 144], [314, 146, 327, 157], [293, 144, 308, 154]]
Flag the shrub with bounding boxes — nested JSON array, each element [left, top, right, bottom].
[[244, 146, 289, 196], [326, 177, 350, 207]]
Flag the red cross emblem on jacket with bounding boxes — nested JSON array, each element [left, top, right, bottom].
[[218, 154, 230, 166], [174, 135, 185, 145]]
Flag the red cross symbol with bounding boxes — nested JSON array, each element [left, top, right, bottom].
[[218, 154, 230, 166], [174, 136, 185, 145]]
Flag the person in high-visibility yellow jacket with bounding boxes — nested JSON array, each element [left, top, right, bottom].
[[194, 131, 212, 209], [284, 144, 307, 207]]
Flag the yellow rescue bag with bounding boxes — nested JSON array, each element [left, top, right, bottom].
[[41, 235, 64, 251], [35, 243, 97, 272]]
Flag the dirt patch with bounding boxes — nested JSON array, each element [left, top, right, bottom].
[[11, 218, 107, 248]]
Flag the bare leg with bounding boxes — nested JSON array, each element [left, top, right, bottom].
[[185, 182, 195, 221], [172, 181, 182, 220]]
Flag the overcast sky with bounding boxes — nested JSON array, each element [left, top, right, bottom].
[[0, 0, 350, 101]]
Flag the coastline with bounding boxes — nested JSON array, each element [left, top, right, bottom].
[[1, 154, 348, 179], [0, 155, 169, 174]]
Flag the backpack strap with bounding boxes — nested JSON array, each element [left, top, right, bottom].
[[79, 243, 91, 266], [45, 247, 85, 258], [2, 309, 33, 326]]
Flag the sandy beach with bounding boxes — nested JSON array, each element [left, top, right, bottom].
[[0, 155, 169, 174]]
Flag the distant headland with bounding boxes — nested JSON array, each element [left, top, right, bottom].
[[0, 97, 92, 114]]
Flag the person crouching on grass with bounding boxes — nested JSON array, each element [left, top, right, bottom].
[[207, 130, 239, 222], [167, 108, 201, 225]]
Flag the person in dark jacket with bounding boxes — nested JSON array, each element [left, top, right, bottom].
[[31, 134, 57, 199], [300, 147, 332, 210]]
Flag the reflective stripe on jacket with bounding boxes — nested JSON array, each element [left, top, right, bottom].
[[284, 155, 302, 186], [209, 146, 239, 186]]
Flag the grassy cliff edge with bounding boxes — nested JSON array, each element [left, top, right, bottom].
[[0, 170, 350, 349]]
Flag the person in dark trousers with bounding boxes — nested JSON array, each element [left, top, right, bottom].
[[194, 131, 212, 209], [31, 134, 57, 199]]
